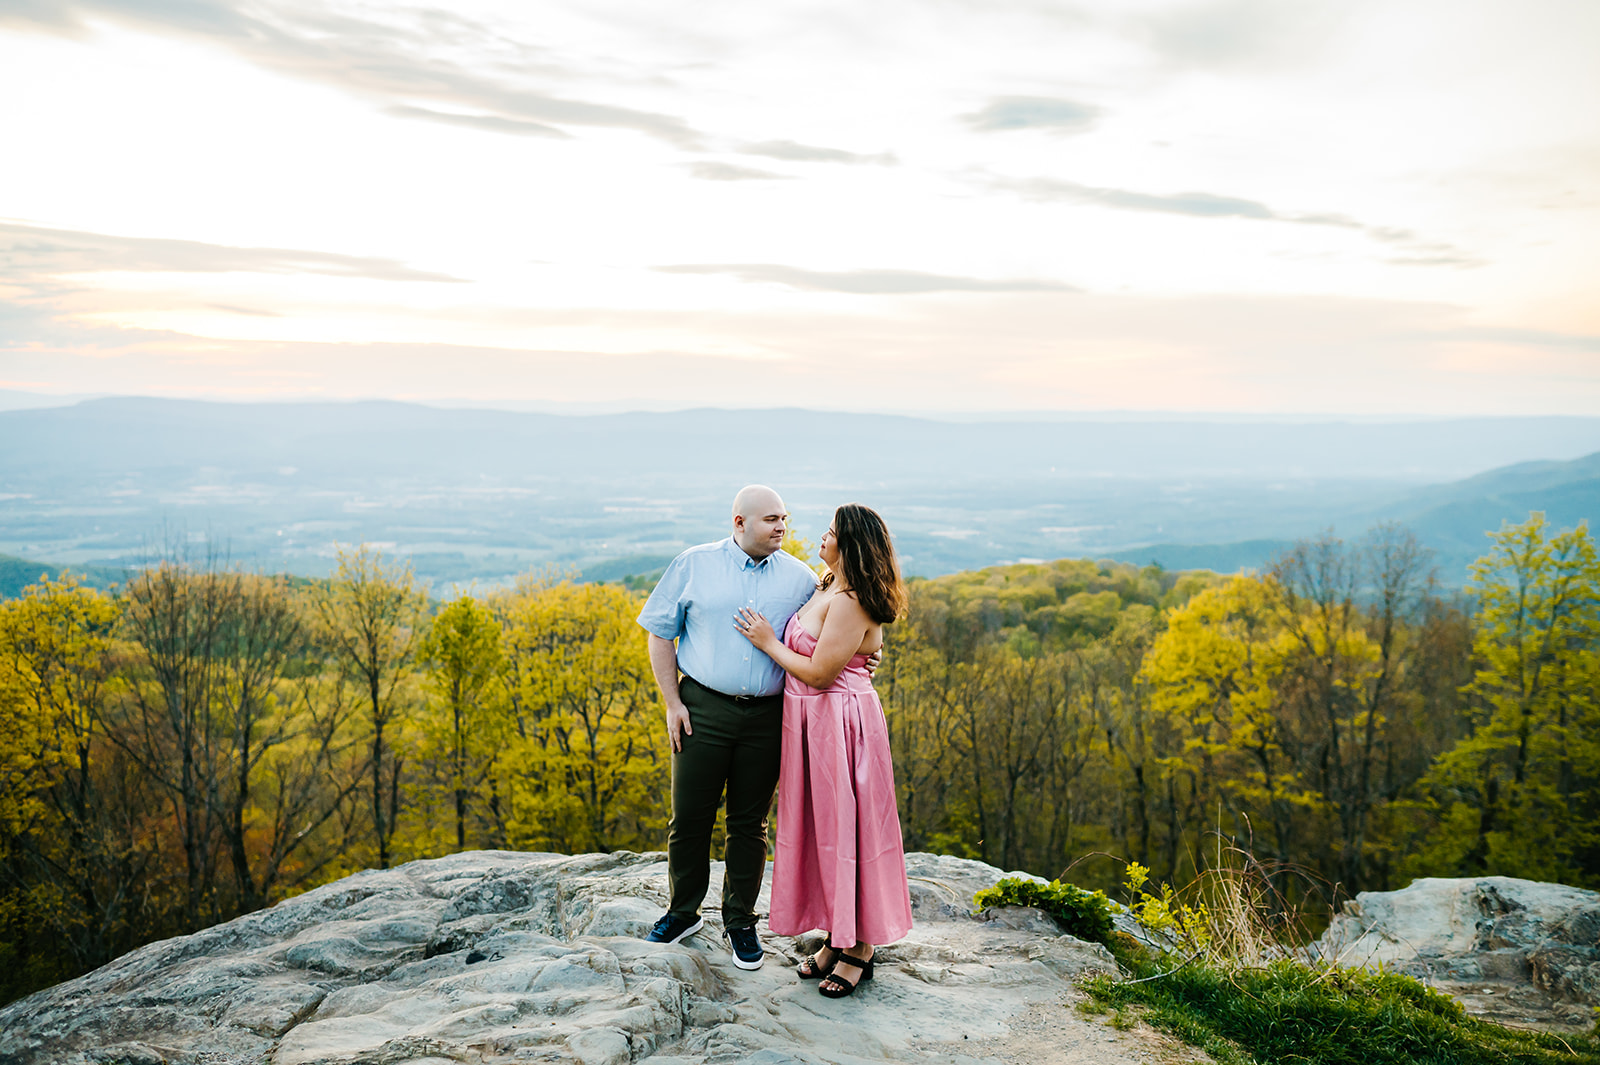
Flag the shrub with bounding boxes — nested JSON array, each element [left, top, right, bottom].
[[972, 876, 1116, 946]]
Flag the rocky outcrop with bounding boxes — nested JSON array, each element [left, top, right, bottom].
[[0, 850, 1190, 1065], [1312, 876, 1600, 1031]]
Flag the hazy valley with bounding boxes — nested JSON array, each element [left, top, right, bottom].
[[3, 398, 1599, 590]]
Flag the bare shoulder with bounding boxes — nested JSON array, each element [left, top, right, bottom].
[[826, 591, 871, 625]]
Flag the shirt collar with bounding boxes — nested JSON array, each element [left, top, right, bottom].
[[724, 536, 770, 569]]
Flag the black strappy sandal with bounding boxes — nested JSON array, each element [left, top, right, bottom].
[[818, 949, 874, 998], [797, 942, 840, 980]]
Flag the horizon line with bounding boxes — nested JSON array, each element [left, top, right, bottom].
[[3, 389, 1598, 424]]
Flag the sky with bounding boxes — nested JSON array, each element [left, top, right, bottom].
[[0, 0, 1597, 414]]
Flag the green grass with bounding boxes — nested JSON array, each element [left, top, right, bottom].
[[1085, 954, 1600, 1065]]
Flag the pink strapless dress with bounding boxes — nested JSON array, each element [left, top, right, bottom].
[[767, 615, 914, 946]]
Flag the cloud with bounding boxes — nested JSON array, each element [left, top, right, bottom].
[[657, 263, 1077, 295], [686, 162, 789, 181], [1128, 0, 1350, 71], [738, 140, 896, 166], [994, 175, 1277, 218], [1385, 255, 1482, 269], [987, 174, 1480, 263], [0, 0, 84, 33], [207, 303, 283, 317], [0, 222, 465, 283], [4, 0, 706, 147], [1444, 326, 1600, 353], [384, 105, 570, 139], [963, 96, 1100, 133]]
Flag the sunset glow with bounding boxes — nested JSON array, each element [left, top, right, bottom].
[[2, 0, 1597, 412]]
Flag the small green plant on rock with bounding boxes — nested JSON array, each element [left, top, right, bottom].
[[1122, 861, 1213, 956], [972, 876, 1116, 946]]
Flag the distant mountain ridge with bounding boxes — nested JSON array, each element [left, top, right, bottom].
[[2, 399, 1597, 585], [1109, 450, 1600, 578], [0, 554, 124, 599], [4, 397, 1600, 480], [4, 441, 1595, 596]]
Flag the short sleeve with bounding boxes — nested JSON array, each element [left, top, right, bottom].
[[637, 553, 691, 640]]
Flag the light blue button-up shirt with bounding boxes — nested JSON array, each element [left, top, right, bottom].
[[638, 537, 819, 697]]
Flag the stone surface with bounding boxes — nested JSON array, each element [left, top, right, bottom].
[[1312, 875, 1600, 1031], [0, 851, 1206, 1065]]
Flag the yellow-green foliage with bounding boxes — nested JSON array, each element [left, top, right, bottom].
[[0, 578, 118, 835], [0, 602, 59, 842], [414, 594, 507, 855], [1407, 514, 1600, 883], [316, 544, 428, 872], [1141, 577, 1292, 830], [907, 557, 1203, 655], [0, 577, 140, 997], [1123, 861, 1212, 954], [779, 527, 820, 574], [497, 580, 668, 854], [2, 515, 1598, 1010]]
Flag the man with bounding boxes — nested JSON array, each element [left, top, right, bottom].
[[636, 485, 820, 970]]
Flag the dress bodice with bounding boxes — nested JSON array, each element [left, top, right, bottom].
[[782, 615, 875, 695]]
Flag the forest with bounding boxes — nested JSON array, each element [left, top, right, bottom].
[[1, 513, 1596, 1005]]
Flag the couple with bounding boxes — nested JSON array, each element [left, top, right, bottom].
[[636, 485, 913, 998]]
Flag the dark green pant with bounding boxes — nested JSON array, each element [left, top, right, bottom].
[[667, 676, 783, 931]]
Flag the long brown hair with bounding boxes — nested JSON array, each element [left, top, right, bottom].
[[823, 503, 907, 624]]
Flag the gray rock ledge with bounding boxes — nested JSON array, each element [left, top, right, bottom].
[[0, 850, 1172, 1065], [1312, 875, 1600, 1031]]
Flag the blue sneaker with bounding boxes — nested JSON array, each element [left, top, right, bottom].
[[645, 913, 704, 944], [724, 925, 764, 970]]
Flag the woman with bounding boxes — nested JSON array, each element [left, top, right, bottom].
[[733, 503, 913, 998]]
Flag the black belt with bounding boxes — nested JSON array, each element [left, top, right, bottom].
[[681, 674, 777, 706]]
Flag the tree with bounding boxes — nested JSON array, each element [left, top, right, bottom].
[[882, 561, 1183, 881], [1418, 514, 1600, 883], [418, 595, 506, 851], [0, 627, 51, 841], [0, 531, 1527, 1006], [244, 652, 370, 896], [1141, 577, 1289, 878], [120, 559, 239, 927], [315, 545, 425, 870], [208, 574, 308, 911], [1088, 607, 1161, 869], [1267, 527, 1433, 893], [499, 581, 667, 853], [0, 576, 158, 1000], [0, 587, 76, 994]]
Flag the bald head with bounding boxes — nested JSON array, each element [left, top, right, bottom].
[[731, 484, 787, 560], [733, 484, 782, 520]]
